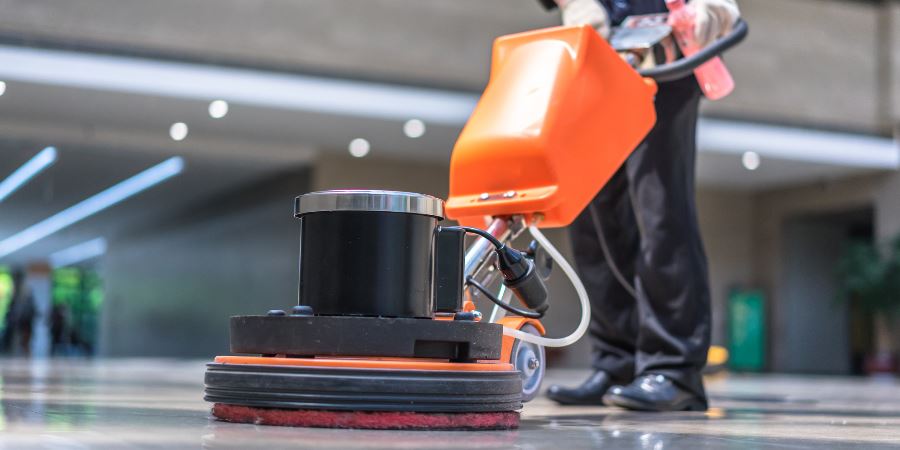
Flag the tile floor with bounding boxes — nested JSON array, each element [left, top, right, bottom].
[[1, 358, 899, 449]]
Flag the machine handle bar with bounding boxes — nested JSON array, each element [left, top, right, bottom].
[[637, 19, 748, 83]]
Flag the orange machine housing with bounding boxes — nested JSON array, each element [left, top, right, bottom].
[[446, 25, 658, 228]]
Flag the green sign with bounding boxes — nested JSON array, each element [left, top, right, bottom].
[[0, 267, 11, 334], [728, 289, 766, 371]]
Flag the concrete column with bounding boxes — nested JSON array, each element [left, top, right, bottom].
[[696, 189, 755, 346], [874, 172, 900, 240]]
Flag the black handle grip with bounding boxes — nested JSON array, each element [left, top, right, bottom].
[[504, 265, 550, 314], [638, 19, 749, 83], [496, 246, 550, 314]]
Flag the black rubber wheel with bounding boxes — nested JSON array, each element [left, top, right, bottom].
[[509, 324, 545, 403], [204, 362, 523, 413]]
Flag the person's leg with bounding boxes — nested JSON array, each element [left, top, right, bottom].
[[547, 167, 641, 405], [20, 322, 32, 356], [617, 77, 711, 402], [575, 167, 642, 383]]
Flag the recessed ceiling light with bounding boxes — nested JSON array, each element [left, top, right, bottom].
[[169, 122, 188, 141], [403, 119, 426, 138], [349, 138, 371, 158], [742, 151, 760, 171], [208, 100, 229, 119], [0, 81, 6, 97]]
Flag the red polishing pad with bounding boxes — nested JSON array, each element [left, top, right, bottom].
[[212, 403, 519, 430]]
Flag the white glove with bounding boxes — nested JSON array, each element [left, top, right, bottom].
[[557, 0, 611, 39], [692, 0, 740, 48]]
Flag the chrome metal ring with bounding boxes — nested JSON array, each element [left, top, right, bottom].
[[294, 189, 444, 218]]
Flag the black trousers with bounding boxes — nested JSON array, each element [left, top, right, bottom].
[[569, 76, 710, 398]]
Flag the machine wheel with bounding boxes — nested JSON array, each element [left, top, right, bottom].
[[509, 324, 545, 402]]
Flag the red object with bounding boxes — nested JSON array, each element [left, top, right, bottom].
[[666, 0, 735, 100], [211, 404, 520, 430]]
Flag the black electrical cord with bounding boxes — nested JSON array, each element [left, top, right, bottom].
[[442, 226, 505, 250], [465, 276, 543, 319], [638, 19, 749, 82], [446, 224, 548, 318], [589, 202, 638, 299]]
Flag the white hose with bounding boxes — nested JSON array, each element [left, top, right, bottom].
[[501, 225, 591, 348]]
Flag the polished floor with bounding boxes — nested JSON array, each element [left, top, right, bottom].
[[1, 359, 899, 449]]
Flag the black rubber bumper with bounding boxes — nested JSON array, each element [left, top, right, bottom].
[[230, 315, 502, 361], [204, 363, 523, 413]]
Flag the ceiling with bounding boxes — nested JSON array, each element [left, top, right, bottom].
[[0, 142, 301, 266], [1, 0, 896, 134], [0, 42, 895, 266], [0, 64, 891, 191], [696, 151, 879, 190], [0, 62, 471, 266]]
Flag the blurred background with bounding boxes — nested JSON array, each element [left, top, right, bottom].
[[0, 0, 898, 378]]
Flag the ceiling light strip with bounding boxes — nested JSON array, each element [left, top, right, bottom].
[[0, 146, 57, 203], [699, 119, 899, 169], [49, 237, 108, 268], [0, 45, 478, 126], [0, 46, 896, 168], [0, 157, 184, 259]]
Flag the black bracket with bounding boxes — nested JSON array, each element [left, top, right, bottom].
[[229, 315, 503, 362]]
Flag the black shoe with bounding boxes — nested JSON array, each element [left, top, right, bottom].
[[546, 370, 616, 405], [602, 374, 708, 412]]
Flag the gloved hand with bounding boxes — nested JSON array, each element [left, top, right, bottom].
[[556, 0, 610, 39], [692, 0, 740, 48]]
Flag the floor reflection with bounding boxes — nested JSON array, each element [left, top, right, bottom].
[[1, 360, 899, 449]]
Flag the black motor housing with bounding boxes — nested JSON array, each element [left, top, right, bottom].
[[224, 190, 497, 362], [294, 190, 450, 318]]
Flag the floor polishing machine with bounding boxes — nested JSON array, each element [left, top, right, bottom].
[[204, 17, 747, 430]]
